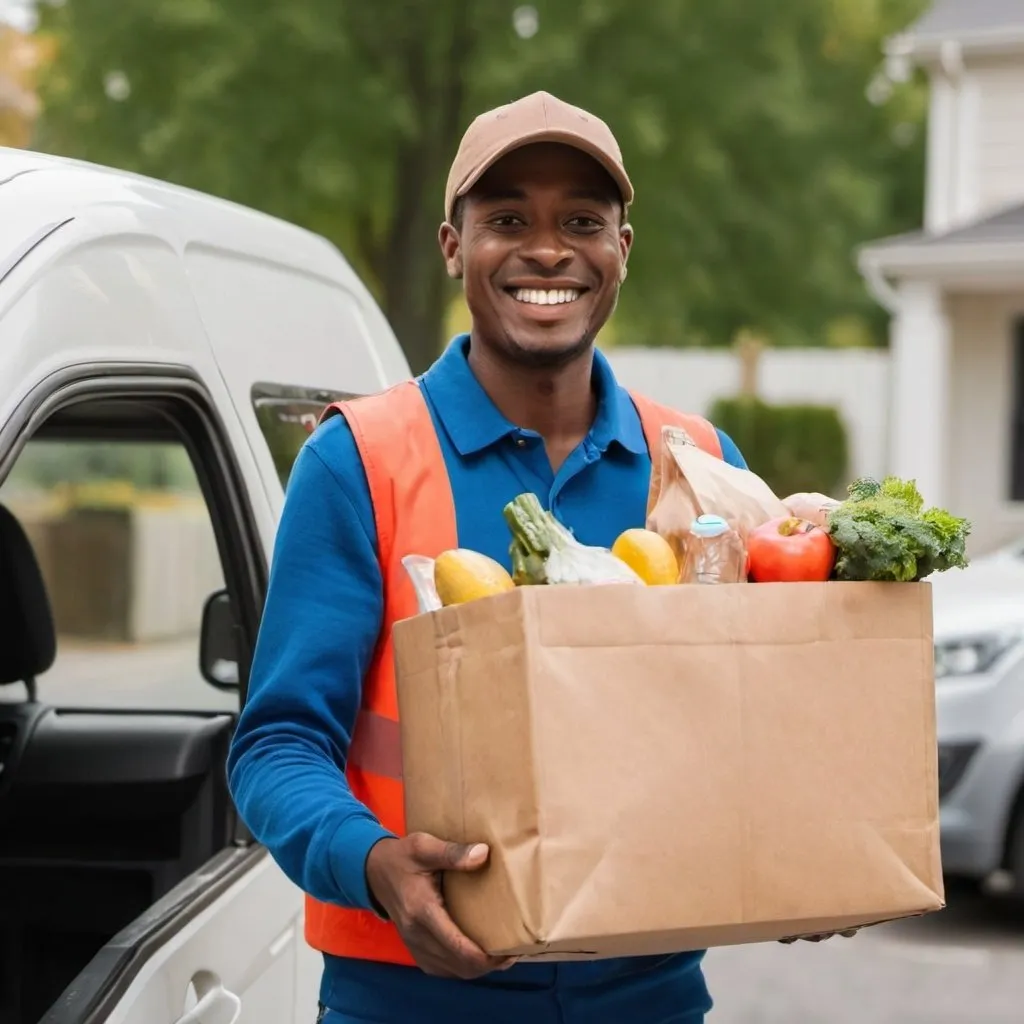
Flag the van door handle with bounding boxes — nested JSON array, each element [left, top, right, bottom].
[[176, 978, 241, 1024]]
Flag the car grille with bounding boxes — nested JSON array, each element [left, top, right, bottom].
[[937, 741, 981, 800]]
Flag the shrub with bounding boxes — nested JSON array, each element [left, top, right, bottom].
[[708, 396, 849, 498]]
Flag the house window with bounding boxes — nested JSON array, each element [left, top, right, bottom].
[[1012, 318, 1024, 502]]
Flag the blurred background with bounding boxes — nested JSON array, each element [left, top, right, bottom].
[[4, 0, 1024, 1020]]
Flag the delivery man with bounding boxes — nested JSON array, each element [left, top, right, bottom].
[[230, 91, 756, 1023]]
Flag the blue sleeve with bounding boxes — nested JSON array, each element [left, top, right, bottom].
[[715, 428, 748, 470], [227, 414, 391, 912]]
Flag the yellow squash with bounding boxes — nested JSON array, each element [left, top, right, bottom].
[[434, 548, 516, 606], [611, 528, 679, 585]]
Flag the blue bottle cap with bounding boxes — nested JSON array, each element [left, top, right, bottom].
[[690, 514, 730, 538]]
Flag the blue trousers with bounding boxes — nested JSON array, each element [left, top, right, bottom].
[[320, 1005, 704, 1024], [317, 955, 710, 1024]]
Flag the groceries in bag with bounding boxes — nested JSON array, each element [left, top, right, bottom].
[[746, 516, 836, 583], [401, 492, 651, 611], [646, 425, 788, 570], [610, 528, 680, 585], [645, 423, 970, 585], [401, 554, 443, 613], [401, 447, 974, 612], [679, 514, 747, 584], [779, 492, 840, 529], [824, 476, 970, 582], [504, 492, 644, 586], [434, 549, 515, 606]]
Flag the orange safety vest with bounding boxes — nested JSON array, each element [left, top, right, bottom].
[[304, 380, 723, 965]]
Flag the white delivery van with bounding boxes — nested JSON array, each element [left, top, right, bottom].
[[0, 147, 413, 1024]]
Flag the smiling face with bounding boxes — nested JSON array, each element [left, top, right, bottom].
[[439, 142, 633, 369]]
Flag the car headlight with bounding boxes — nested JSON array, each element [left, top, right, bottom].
[[934, 631, 1022, 679]]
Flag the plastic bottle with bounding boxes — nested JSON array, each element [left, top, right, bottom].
[[682, 514, 747, 584]]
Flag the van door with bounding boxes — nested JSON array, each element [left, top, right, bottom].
[[0, 367, 313, 1024], [83, 851, 304, 1024]]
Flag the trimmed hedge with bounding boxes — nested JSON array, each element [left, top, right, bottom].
[[708, 396, 849, 498]]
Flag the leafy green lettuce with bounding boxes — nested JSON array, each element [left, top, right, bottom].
[[825, 477, 971, 582]]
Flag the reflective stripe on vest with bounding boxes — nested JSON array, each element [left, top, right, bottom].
[[303, 379, 721, 965]]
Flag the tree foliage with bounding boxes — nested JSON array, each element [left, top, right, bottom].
[[32, 0, 929, 371], [0, 24, 53, 148]]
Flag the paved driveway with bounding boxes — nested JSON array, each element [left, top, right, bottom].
[[704, 885, 1024, 1023]]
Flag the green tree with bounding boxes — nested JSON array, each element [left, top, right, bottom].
[[0, 24, 54, 148], [33, 0, 928, 371]]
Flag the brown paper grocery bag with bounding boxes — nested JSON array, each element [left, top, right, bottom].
[[393, 581, 943, 959], [647, 426, 789, 549]]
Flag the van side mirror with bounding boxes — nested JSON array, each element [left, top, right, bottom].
[[199, 589, 240, 690]]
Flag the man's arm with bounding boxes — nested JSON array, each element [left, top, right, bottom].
[[229, 416, 517, 978], [227, 415, 391, 911]]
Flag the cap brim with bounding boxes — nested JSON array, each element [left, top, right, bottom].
[[450, 129, 634, 218]]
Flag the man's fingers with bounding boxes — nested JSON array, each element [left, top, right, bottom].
[[411, 943, 462, 980], [388, 834, 514, 978], [409, 833, 490, 873], [441, 840, 490, 871], [418, 899, 509, 976], [779, 928, 861, 945], [420, 898, 490, 961], [411, 924, 512, 979]]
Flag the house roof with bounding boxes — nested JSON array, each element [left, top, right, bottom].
[[888, 0, 1024, 63], [869, 202, 1024, 251], [908, 0, 1024, 39], [858, 201, 1024, 286]]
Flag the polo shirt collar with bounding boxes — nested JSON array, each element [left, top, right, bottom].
[[591, 346, 648, 456], [421, 335, 647, 457]]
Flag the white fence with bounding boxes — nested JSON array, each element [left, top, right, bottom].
[[606, 347, 891, 487]]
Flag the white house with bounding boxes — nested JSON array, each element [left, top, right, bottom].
[[860, 0, 1024, 554]]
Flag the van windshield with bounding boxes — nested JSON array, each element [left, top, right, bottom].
[[251, 383, 356, 487]]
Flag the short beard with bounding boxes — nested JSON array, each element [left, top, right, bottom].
[[498, 328, 596, 370]]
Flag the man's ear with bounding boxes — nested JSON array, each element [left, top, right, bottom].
[[438, 222, 464, 280], [619, 223, 634, 282]]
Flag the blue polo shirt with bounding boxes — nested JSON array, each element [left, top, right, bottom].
[[228, 335, 748, 1023]]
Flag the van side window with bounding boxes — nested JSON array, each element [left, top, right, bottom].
[[251, 382, 356, 486], [0, 438, 234, 712]]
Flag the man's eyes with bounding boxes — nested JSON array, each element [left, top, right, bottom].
[[566, 216, 603, 230], [485, 214, 605, 230], [488, 214, 525, 228]]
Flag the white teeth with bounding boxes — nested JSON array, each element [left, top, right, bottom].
[[513, 288, 581, 305]]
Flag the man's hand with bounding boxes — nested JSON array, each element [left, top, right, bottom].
[[778, 928, 860, 944], [365, 833, 517, 979]]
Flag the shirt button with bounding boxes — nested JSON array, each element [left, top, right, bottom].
[[515, 437, 527, 447]]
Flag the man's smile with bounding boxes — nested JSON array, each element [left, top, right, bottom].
[[506, 287, 586, 306]]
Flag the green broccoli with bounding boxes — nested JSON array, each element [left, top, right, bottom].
[[824, 476, 970, 582]]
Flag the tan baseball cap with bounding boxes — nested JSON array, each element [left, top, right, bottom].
[[444, 91, 633, 222]]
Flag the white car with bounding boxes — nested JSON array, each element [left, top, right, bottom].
[[930, 540, 1024, 896], [0, 148, 411, 1024]]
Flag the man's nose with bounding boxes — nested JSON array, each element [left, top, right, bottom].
[[520, 226, 573, 269]]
